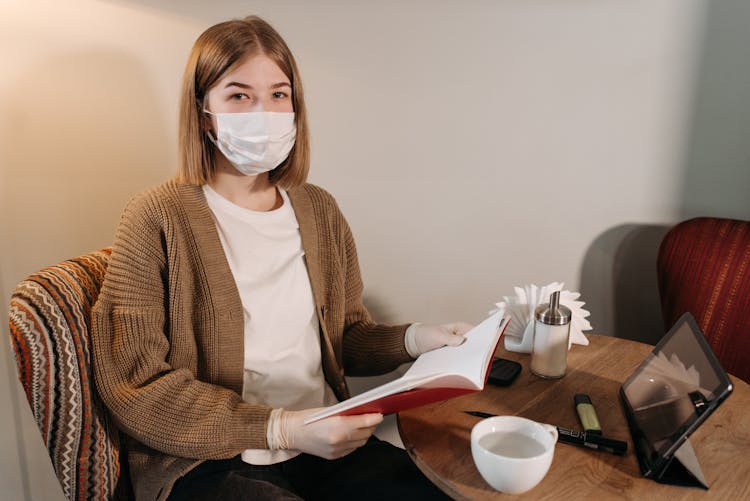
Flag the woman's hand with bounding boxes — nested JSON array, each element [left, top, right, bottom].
[[269, 408, 383, 459], [405, 322, 474, 358]]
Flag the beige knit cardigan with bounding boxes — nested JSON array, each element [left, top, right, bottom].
[[90, 180, 412, 500]]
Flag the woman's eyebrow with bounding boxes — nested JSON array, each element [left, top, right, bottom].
[[222, 81, 291, 90], [224, 81, 252, 89]]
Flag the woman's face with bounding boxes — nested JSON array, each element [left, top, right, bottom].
[[205, 53, 293, 117]]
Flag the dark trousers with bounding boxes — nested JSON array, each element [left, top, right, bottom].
[[168, 437, 450, 500]]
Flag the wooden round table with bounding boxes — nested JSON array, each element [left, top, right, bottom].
[[397, 334, 750, 499]]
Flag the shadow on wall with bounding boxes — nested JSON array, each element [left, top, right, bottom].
[[579, 224, 671, 346], [362, 291, 401, 325], [0, 49, 171, 291], [580, 0, 750, 348], [679, 0, 750, 220]]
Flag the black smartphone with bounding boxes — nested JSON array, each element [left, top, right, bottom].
[[487, 357, 522, 386]]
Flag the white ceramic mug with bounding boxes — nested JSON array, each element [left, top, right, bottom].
[[470, 415, 558, 494]]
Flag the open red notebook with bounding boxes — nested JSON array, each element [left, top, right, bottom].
[[304, 311, 509, 424]]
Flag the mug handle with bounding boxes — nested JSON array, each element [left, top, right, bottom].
[[541, 423, 558, 443]]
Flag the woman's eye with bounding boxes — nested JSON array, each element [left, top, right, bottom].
[[231, 93, 249, 101], [272, 91, 289, 99]]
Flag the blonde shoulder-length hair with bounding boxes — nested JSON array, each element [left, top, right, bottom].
[[177, 16, 310, 188]]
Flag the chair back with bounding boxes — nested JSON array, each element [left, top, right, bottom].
[[8, 248, 126, 500], [657, 217, 750, 383]]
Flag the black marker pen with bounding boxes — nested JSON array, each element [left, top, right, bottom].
[[556, 426, 627, 455]]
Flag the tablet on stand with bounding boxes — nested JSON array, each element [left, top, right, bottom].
[[620, 312, 733, 489]]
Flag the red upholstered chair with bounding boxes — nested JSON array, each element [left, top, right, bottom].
[[8, 248, 131, 500], [657, 217, 750, 383]]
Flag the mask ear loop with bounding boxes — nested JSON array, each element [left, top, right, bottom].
[[198, 99, 218, 141]]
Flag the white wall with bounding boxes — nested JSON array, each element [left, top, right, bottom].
[[2, 0, 749, 499]]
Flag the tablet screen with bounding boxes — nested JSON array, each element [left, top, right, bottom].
[[621, 312, 733, 473]]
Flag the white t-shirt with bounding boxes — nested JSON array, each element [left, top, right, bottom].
[[203, 185, 337, 464]]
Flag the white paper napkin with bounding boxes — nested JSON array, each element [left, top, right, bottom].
[[490, 282, 592, 353]]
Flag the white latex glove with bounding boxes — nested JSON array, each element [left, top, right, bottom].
[[267, 408, 383, 460], [404, 322, 474, 358]]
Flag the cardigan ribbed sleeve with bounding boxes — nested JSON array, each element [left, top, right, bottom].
[[298, 186, 412, 376], [338, 212, 412, 375], [90, 186, 272, 460]]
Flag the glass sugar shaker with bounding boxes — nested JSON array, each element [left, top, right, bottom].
[[530, 290, 572, 379]]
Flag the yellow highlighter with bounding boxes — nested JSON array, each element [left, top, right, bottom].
[[574, 394, 602, 435]]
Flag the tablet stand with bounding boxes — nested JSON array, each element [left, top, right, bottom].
[[654, 439, 708, 489]]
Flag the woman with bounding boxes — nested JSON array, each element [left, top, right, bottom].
[[91, 15, 469, 500]]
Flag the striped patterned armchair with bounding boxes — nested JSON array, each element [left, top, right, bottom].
[[657, 217, 750, 384], [8, 248, 131, 500]]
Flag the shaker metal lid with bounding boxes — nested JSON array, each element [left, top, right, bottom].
[[535, 291, 572, 325]]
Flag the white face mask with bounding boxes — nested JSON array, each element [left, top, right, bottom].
[[205, 110, 296, 176]]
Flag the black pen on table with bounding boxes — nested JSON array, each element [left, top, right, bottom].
[[464, 411, 627, 456]]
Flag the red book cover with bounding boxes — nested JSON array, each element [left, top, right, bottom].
[[305, 312, 509, 423]]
